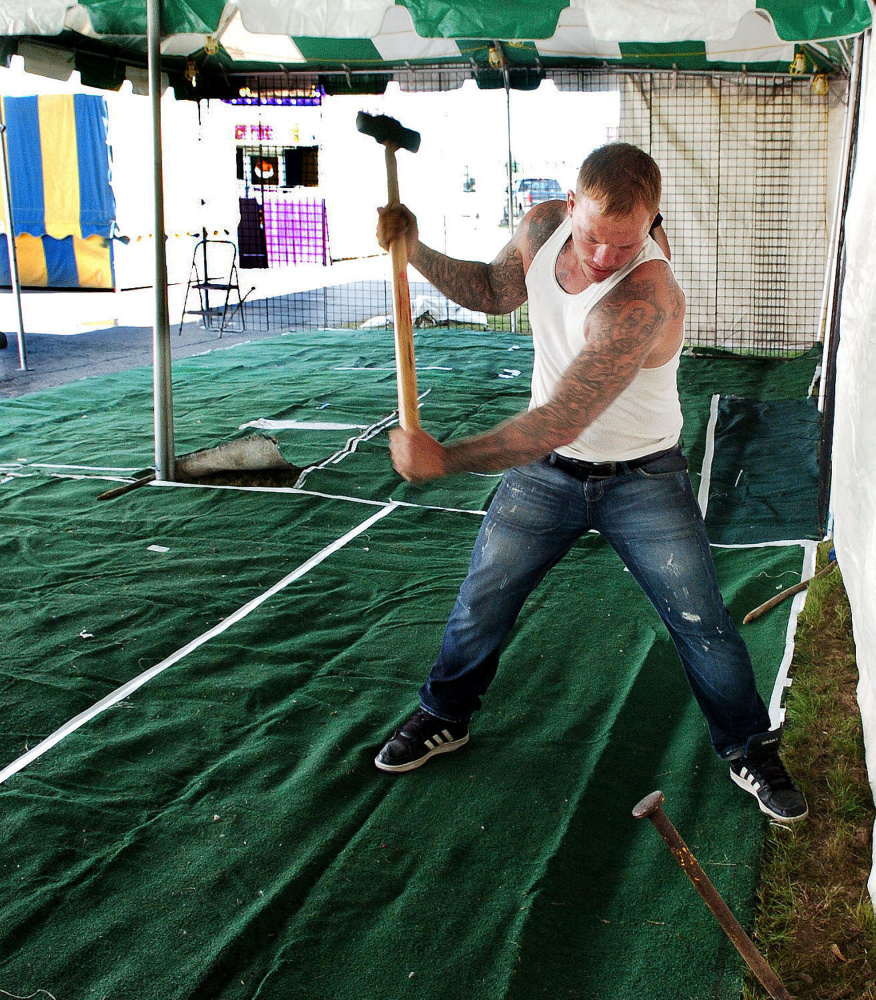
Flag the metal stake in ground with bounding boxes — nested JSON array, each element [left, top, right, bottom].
[[633, 790, 794, 1000], [356, 111, 421, 430]]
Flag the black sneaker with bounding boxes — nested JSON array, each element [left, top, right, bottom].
[[374, 709, 469, 773], [730, 750, 808, 823]]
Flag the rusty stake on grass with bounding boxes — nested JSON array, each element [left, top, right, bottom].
[[633, 790, 793, 1000]]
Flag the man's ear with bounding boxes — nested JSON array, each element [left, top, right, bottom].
[[567, 190, 576, 214]]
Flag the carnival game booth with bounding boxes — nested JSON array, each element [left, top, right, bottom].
[[0, 92, 114, 288]]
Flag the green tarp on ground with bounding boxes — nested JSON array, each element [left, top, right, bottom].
[[0, 330, 820, 999], [1, 331, 822, 526], [703, 396, 821, 544]]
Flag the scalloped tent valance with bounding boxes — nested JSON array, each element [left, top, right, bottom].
[[0, 1, 871, 97]]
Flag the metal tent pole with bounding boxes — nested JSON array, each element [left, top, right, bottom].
[[818, 35, 865, 411], [147, 0, 175, 480], [501, 45, 518, 335], [817, 33, 865, 529], [0, 113, 29, 371]]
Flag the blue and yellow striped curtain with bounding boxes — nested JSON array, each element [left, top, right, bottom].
[[0, 94, 116, 289]]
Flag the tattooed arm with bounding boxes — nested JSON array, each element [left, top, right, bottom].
[[389, 259, 685, 481], [376, 199, 566, 314]]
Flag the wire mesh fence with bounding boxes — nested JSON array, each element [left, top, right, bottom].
[[224, 69, 840, 357], [639, 72, 831, 356]]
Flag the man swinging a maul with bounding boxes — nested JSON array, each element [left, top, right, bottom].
[[373, 143, 807, 824]]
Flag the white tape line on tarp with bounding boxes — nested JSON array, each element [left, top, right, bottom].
[[293, 403, 412, 487], [697, 393, 720, 516], [149, 479, 492, 516], [239, 419, 369, 431], [768, 539, 819, 727], [152, 479, 389, 506], [711, 538, 825, 550], [332, 366, 452, 372], [149, 479, 487, 517], [29, 463, 144, 472], [190, 341, 252, 356], [0, 502, 400, 786], [710, 537, 821, 726]]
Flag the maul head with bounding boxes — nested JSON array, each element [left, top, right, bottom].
[[356, 112, 421, 154]]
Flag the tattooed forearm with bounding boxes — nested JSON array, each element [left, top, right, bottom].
[[411, 244, 494, 311], [409, 242, 526, 314], [406, 200, 566, 314], [442, 409, 573, 475]]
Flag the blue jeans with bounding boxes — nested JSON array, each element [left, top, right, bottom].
[[419, 446, 772, 759]]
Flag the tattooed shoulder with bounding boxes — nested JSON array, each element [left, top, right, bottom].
[[609, 260, 683, 317], [520, 200, 566, 264], [587, 260, 684, 356]]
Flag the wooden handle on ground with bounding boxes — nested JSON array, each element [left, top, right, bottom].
[[743, 560, 837, 624], [385, 145, 420, 430], [97, 473, 156, 501]]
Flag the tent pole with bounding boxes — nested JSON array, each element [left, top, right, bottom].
[[502, 49, 517, 335], [818, 35, 865, 412], [816, 33, 865, 530], [147, 0, 175, 480], [0, 115, 29, 372]]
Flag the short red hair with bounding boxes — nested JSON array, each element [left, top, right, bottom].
[[577, 143, 662, 217]]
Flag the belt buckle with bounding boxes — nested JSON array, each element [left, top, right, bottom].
[[592, 461, 617, 477]]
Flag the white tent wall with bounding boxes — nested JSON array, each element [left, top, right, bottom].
[[832, 29, 876, 902]]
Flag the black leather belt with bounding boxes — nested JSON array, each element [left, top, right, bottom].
[[548, 443, 679, 480]]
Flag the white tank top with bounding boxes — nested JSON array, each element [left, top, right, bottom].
[[525, 215, 684, 463]]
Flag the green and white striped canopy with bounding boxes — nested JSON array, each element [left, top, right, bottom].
[[1, 1, 871, 97]]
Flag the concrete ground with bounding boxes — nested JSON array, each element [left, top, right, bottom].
[[0, 257, 388, 398]]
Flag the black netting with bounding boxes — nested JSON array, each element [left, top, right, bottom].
[[215, 69, 841, 356]]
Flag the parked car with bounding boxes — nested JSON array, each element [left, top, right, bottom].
[[502, 177, 564, 224]]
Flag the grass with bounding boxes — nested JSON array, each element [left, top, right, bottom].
[[742, 541, 876, 1000]]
